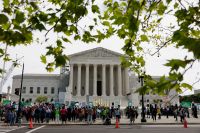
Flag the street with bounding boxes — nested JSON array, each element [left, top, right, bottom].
[[4, 125, 200, 133]]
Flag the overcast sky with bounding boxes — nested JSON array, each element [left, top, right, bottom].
[[0, 0, 199, 95]]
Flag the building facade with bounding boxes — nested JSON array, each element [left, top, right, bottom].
[[66, 47, 139, 107], [11, 47, 179, 108], [12, 74, 60, 103]]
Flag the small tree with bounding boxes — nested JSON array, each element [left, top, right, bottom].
[[35, 96, 48, 103]]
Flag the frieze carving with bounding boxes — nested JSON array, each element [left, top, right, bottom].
[[83, 49, 115, 57]]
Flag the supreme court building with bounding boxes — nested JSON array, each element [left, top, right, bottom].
[[66, 47, 139, 107], [11, 47, 179, 108]]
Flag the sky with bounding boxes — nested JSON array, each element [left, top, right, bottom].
[[0, 0, 200, 95]]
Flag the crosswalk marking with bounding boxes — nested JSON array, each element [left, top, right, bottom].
[[25, 125, 45, 133], [0, 126, 25, 133]]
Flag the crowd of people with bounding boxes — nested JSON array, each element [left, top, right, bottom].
[[0, 103, 123, 126], [125, 104, 199, 123], [0, 102, 199, 126]]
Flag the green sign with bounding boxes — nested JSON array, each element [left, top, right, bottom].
[[21, 102, 31, 107], [128, 101, 132, 107], [181, 102, 191, 108], [55, 102, 61, 108], [3, 100, 11, 105]]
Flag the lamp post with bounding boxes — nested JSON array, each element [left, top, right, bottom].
[[17, 63, 24, 120], [139, 75, 146, 122]]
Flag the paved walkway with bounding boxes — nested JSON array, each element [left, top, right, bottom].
[[0, 115, 200, 126]]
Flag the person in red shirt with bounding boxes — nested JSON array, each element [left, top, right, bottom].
[[60, 106, 67, 124]]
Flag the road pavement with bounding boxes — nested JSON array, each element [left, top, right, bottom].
[[0, 126, 25, 133], [5, 115, 200, 125], [6, 125, 200, 133]]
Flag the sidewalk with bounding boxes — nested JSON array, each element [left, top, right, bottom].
[[1, 115, 200, 126]]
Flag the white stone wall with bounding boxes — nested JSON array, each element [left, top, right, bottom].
[[129, 75, 140, 107], [129, 75, 179, 107], [194, 89, 200, 94], [12, 76, 60, 103], [138, 87, 179, 107]]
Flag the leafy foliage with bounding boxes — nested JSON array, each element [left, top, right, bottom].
[[35, 95, 48, 103], [0, 0, 199, 95]]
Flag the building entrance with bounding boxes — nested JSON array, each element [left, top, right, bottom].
[[97, 81, 102, 96]]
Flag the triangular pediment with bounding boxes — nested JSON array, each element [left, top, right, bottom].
[[68, 47, 123, 58]]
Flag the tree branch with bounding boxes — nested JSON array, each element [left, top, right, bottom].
[[45, 0, 67, 37], [192, 78, 200, 86], [178, 0, 186, 9], [150, 39, 172, 56]]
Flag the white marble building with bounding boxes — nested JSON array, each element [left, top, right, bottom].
[[11, 47, 179, 108], [66, 47, 139, 107], [12, 74, 60, 103]]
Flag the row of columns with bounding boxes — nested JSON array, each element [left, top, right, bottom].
[[69, 64, 129, 97]]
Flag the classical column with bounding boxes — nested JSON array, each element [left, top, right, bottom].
[[85, 64, 89, 96], [102, 64, 106, 96], [69, 64, 74, 95], [124, 67, 130, 95], [77, 64, 82, 96], [110, 64, 114, 96], [118, 65, 122, 96], [93, 64, 97, 96]]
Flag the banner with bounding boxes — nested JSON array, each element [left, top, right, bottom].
[[181, 101, 191, 108], [3, 100, 11, 105]]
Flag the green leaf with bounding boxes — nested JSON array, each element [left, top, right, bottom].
[[56, 40, 62, 47], [92, 5, 100, 14], [62, 37, 71, 43], [166, 0, 172, 4], [55, 55, 66, 67], [0, 14, 9, 24], [157, 2, 167, 15], [74, 35, 81, 40], [89, 25, 94, 31], [23, 32, 32, 42], [40, 55, 47, 64], [3, 56, 11, 61], [3, 0, 9, 8], [35, 23, 46, 31], [0, 48, 4, 57], [46, 62, 55, 72], [30, 2, 39, 9], [165, 59, 194, 71], [15, 11, 25, 23], [174, 2, 179, 9], [102, 21, 110, 26], [145, 79, 157, 88], [38, 12, 48, 22], [181, 83, 192, 90], [140, 34, 149, 42]]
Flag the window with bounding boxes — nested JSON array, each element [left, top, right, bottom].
[[37, 87, 40, 94], [160, 99, 163, 102], [44, 87, 47, 94], [51, 87, 55, 94], [22, 87, 26, 93], [29, 98, 32, 102], [147, 99, 149, 102], [30, 87, 33, 94]]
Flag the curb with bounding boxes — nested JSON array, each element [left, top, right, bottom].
[[0, 122, 198, 126]]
